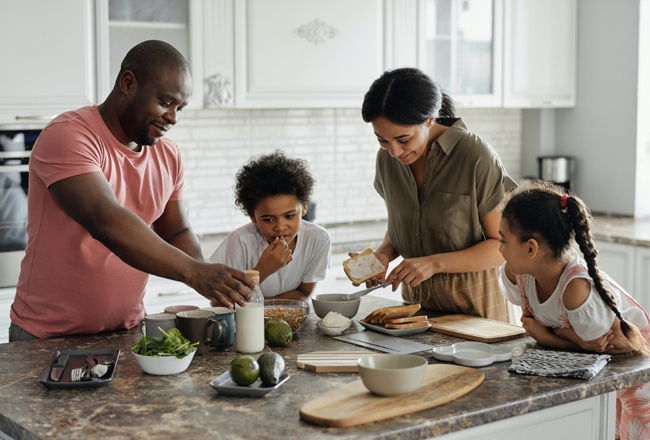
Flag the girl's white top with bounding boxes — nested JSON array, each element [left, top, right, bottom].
[[498, 251, 648, 341], [209, 221, 331, 297]]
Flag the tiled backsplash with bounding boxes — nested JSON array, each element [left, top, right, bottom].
[[168, 108, 522, 235]]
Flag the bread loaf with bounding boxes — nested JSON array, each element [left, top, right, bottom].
[[343, 249, 386, 285], [383, 315, 428, 324], [385, 320, 430, 329], [362, 304, 421, 325]]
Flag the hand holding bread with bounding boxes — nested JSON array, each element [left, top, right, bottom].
[[343, 249, 388, 286]]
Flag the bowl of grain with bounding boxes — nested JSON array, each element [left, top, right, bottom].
[[264, 299, 310, 333]]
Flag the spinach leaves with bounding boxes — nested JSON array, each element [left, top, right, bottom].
[[131, 328, 198, 359]]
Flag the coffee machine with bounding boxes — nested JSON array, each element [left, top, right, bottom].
[[537, 156, 576, 193]]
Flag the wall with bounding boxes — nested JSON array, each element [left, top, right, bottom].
[[636, 0, 650, 217], [553, 0, 640, 215], [168, 108, 522, 235]]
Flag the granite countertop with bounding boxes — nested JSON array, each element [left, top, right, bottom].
[[197, 215, 650, 258], [2, 296, 650, 440]]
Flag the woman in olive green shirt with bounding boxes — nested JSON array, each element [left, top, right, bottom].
[[360, 67, 517, 322]]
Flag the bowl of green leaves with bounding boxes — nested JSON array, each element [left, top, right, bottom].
[[131, 328, 198, 375]]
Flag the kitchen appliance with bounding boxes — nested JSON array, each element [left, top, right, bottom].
[[537, 156, 576, 192], [299, 364, 485, 427], [0, 127, 42, 287]]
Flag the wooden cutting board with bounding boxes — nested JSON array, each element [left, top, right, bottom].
[[297, 351, 374, 373], [300, 364, 484, 427], [428, 314, 526, 342]]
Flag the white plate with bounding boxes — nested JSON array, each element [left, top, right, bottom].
[[432, 341, 512, 367], [210, 371, 290, 397], [358, 320, 431, 336]]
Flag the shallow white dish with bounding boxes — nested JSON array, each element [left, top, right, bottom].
[[133, 350, 195, 375], [432, 341, 512, 367], [210, 371, 290, 397], [359, 320, 431, 336]]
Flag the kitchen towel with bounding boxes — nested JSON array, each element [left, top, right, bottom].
[[508, 349, 611, 380]]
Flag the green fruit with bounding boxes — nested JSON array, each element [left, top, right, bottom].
[[258, 352, 285, 386], [229, 355, 260, 386], [264, 319, 292, 347]]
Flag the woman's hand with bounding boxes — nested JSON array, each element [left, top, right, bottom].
[[384, 256, 438, 291], [348, 251, 391, 287], [256, 237, 293, 280]]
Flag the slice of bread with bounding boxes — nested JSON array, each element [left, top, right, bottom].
[[384, 315, 428, 324], [362, 304, 422, 324], [385, 320, 430, 329], [343, 249, 386, 285]]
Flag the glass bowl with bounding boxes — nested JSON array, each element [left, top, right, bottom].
[[317, 319, 351, 336], [264, 299, 310, 333]]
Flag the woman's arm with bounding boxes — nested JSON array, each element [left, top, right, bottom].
[[272, 282, 316, 302], [385, 206, 505, 290]]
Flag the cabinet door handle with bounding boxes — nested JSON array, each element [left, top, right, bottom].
[[15, 115, 56, 121], [157, 289, 194, 297]]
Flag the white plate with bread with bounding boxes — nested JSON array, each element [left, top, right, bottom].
[[359, 304, 431, 336]]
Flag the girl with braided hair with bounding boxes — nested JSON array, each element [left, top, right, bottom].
[[498, 181, 650, 439]]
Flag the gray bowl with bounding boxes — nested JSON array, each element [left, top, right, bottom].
[[311, 294, 361, 319]]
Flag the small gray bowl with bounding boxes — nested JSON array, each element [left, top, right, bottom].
[[311, 294, 361, 319]]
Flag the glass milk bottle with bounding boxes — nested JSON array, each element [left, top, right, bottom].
[[235, 270, 265, 353]]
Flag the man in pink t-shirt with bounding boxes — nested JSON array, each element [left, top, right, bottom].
[[9, 41, 255, 341]]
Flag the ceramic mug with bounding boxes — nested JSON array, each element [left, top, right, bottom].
[[164, 305, 200, 314], [201, 307, 235, 347], [176, 310, 222, 355], [138, 313, 177, 339]]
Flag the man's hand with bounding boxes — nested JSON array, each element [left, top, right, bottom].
[[256, 237, 293, 281], [192, 263, 255, 309]]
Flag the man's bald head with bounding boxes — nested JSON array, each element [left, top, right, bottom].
[[114, 40, 190, 88]]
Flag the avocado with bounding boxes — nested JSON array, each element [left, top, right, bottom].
[[229, 355, 260, 386], [258, 352, 285, 386], [264, 318, 292, 347]]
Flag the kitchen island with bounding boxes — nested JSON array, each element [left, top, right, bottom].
[[1, 295, 649, 440]]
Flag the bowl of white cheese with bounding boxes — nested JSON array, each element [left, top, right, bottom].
[[317, 311, 352, 336]]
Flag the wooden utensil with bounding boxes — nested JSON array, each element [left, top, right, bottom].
[[300, 364, 484, 427], [297, 351, 374, 373], [428, 314, 526, 342]]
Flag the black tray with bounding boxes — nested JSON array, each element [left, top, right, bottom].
[[39, 348, 120, 390]]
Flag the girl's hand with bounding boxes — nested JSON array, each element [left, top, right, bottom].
[[553, 328, 614, 353], [384, 256, 437, 291], [258, 237, 293, 276], [521, 315, 552, 343]]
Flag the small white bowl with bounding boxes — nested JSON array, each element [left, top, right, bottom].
[[357, 354, 427, 396], [317, 319, 351, 336], [133, 350, 196, 375]]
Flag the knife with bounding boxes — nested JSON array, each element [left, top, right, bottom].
[[50, 353, 70, 382]]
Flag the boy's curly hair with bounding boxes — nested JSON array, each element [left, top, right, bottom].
[[235, 150, 314, 217]]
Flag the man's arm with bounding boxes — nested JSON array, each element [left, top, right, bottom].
[[49, 172, 254, 307]]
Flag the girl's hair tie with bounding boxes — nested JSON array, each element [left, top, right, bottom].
[[560, 194, 568, 209]]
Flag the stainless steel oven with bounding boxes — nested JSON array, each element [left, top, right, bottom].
[[0, 127, 42, 287]]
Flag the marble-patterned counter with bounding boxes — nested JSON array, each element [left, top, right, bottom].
[[2, 295, 650, 440]]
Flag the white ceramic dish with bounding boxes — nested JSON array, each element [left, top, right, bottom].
[[357, 354, 427, 396], [317, 319, 352, 336], [358, 320, 431, 336], [311, 294, 361, 319], [210, 371, 290, 397], [133, 350, 195, 375], [432, 341, 512, 367]]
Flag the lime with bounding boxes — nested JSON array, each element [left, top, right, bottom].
[[229, 355, 260, 386], [264, 319, 293, 347]]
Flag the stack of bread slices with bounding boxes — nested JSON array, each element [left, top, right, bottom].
[[362, 304, 429, 329]]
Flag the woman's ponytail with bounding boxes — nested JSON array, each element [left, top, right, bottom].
[[438, 91, 456, 118], [565, 196, 650, 356]]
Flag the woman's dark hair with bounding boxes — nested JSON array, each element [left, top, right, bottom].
[[234, 150, 314, 217], [361, 67, 456, 125], [502, 181, 650, 356]]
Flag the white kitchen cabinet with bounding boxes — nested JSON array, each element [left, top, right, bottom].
[[503, 0, 577, 108], [143, 276, 210, 314], [634, 246, 650, 313], [0, 0, 96, 122], [233, 0, 384, 108], [418, 0, 504, 108], [594, 241, 635, 293], [95, 0, 204, 109], [435, 391, 615, 440]]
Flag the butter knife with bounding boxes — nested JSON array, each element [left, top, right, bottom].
[[50, 353, 70, 382]]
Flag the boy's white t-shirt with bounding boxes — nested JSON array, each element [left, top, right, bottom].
[[209, 221, 331, 297]]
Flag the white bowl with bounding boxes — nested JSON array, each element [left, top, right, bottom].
[[311, 294, 361, 319], [357, 354, 427, 396], [317, 319, 351, 336], [133, 350, 196, 375]]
